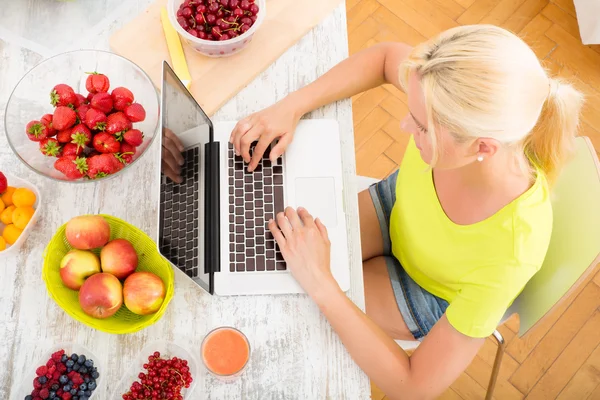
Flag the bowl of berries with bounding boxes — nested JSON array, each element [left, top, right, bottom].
[[4, 49, 159, 183], [168, 0, 266, 57], [112, 340, 198, 400], [17, 342, 103, 400]]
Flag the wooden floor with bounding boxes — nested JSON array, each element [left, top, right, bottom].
[[344, 0, 600, 399]]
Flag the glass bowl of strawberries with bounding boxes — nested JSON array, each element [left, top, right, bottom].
[[168, 0, 266, 57], [4, 49, 159, 182]]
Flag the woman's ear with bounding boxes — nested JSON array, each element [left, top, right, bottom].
[[477, 138, 499, 158]]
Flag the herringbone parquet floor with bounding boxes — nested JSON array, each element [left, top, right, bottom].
[[345, 0, 600, 399]]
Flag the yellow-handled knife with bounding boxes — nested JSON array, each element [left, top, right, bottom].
[[160, 7, 192, 90]]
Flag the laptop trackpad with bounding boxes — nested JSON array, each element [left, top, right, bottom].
[[295, 177, 337, 228]]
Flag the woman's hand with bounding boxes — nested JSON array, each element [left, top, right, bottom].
[[268, 207, 339, 298], [229, 97, 303, 172], [162, 128, 185, 183]]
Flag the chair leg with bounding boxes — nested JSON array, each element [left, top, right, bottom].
[[485, 330, 505, 400]]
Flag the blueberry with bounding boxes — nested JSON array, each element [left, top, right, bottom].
[[79, 383, 87, 391], [25, 396, 33, 400], [77, 390, 85, 396], [49, 391, 56, 399], [61, 354, 68, 363], [71, 353, 79, 361], [73, 363, 80, 372], [91, 371, 99, 379], [84, 376, 90, 383], [81, 397, 89, 400], [59, 375, 68, 384], [70, 388, 77, 395], [38, 376, 47, 384], [77, 354, 86, 365], [66, 360, 74, 368], [88, 381, 96, 390], [63, 385, 71, 392], [51, 384, 59, 390], [68, 380, 74, 386], [67, 367, 72, 373], [84, 359, 93, 368], [79, 367, 88, 374], [73, 397, 79, 400], [84, 390, 91, 396]]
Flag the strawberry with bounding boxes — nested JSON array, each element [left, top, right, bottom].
[[76, 104, 90, 124], [90, 92, 113, 114], [87, 153, 117, 179], [63, 143, 83, 157], [40, 114, 57, 137], [40, 138, 62, 157], [26, 120, 49, 142], [86, 72, 110, 93], [74, 93, 86, 108], [111, 87, 134, 111], [93, 132, 121, 153], [112, 154, 125, 172], [70, 124, 92, 148], [124, 103, 146, 122], [57, 129, 72, 144], [52, 106, 77, 130], [86, 92, 94, 103], [106, 112, 132, 135], [0, 172, 7, 194], [119, 142, 137, 163], [123, 128, 143, 146], [50, 84, 77, 107], [84, 108, 107, 131], [54, 155, 88, 180]]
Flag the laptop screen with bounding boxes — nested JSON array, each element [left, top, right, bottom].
[[159, 61, 214, 294]]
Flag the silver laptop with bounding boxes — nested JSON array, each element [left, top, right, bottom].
[[157, 61, 350, 296]]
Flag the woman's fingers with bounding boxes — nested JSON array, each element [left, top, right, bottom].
[[239, 123, 262, 163], [270, 133, 291, 163], [162, 145, 181, 174], [162, 160, 182, 183], [297, 207, 314, 227], [268, 218, 286, 247], [276, 211, 293, 239], [164, 128, 184, 152], [163, 136, 185, 166], [248, 134, 275, 172], [232, 116, 254, 156], [285, 207, 303, 230], [315, 218, 329, 241]]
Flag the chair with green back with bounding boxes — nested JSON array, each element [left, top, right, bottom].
[[356, 136, 600, 399]]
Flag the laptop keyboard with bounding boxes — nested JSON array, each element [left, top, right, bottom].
[[228, 142, 286, 272], [159, 147, 200, 278]]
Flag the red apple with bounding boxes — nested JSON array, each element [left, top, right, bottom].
[[123, 272, 165, 315], [100, 239, 138, 280], [59, 249, 101, 290], [79, 272, 123, 319], [65, 215, 110, 250]]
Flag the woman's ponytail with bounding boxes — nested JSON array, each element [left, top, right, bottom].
[[523, 78, 584, 183]]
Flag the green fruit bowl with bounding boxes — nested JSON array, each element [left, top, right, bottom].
[[42, 214, 175, 334]]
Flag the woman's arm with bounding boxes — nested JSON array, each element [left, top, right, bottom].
[[288, 42, 412, 116], [315, 286, 484, 400], [268, 207, 484, 400], [230, 42, 412, 170]]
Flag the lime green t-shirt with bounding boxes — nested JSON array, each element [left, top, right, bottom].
[[390, 136, 553, 338]]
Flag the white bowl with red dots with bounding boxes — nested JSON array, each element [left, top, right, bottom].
[[168, 0, 266, 57]]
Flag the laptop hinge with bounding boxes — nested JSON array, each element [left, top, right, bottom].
[[204, 141, 220, 294]]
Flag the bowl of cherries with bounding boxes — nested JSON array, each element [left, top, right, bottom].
[[168, 0, 266, 57]]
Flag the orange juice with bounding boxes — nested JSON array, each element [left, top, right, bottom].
[[201, 327, 250, 379]]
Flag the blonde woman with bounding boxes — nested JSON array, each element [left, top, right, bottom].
[[228, 25, 584, 398]]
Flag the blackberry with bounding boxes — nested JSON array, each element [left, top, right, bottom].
[[71, 353, 79, 362], [66, 360, 74, 368], [83, 359, 93, 368], [91, 371, 99, 379], [51, 384, 59, 390], [77, 354, 86, 365], [59, 375, 68, 385]]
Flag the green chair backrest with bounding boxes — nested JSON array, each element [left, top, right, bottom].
[[506, 137, 600, 337]]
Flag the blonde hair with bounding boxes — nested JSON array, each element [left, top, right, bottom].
[[398, 24, 584, 183]]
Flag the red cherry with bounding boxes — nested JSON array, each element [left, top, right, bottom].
[[206, 13, 216, 24], [233, 7, 243, 17], [177, 17, 189, 29], [182, 6, 192, 17], [249, 3, 258, 13], [230, 0, 239, 7], [198, 31, 207, 39], [220, 33, 230, 40], [240, 0, 250, 10], [197, 4, 206, 12], [208, 2, 219, 12]]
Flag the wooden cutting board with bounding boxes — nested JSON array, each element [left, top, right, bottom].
[[109, 0, 343, 116]]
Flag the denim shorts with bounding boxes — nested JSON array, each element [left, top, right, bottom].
[[368, 169, 449, 340]]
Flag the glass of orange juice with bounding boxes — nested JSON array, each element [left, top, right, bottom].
[[201, 326, 250, 381]]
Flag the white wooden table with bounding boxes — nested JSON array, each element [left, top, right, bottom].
[[0, 1, 369, 399]]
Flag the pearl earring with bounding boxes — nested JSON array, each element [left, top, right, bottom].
[[477, 155, 484, 162]]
